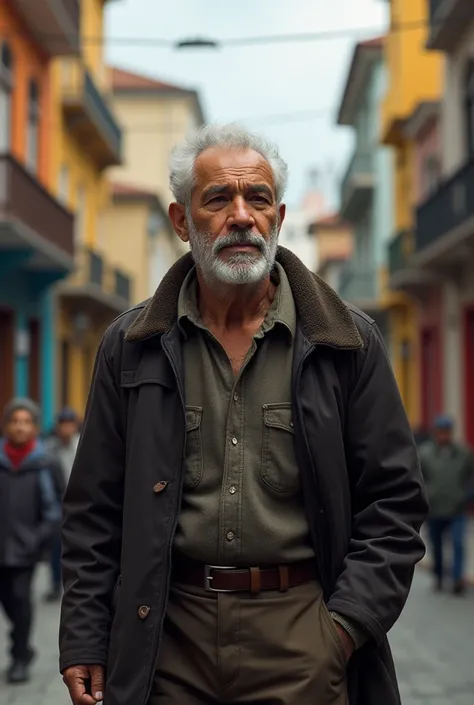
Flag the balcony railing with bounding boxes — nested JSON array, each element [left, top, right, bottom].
[[89, 249, 104, 287], [388, 230, 414, 276], [0, 153, 74, 258], [65, 247, 133, 311], [61, 59, 123, 168], [416, 156, 474, 254], [340, 152, 374, 220], [338, 262, 377, 303], [11, 0, 79, 56]]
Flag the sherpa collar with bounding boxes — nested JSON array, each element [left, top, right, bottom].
[[125, 246, 363, 350]]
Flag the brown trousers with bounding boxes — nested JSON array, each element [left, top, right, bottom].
[[148, 579, 348, 705]]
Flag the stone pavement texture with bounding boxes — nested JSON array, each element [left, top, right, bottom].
[[1, 565, 474, 704]]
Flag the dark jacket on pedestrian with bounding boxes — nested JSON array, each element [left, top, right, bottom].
[[419, 440, 474, 517], [59, 247, 428, 705], [0, 439, 61, 567]]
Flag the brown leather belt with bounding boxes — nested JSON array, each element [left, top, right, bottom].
[[172, 556, 316, 594]]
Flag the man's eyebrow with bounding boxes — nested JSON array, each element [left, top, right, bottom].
[[201, 184, 230, 200], [246, 184, 274, 199]]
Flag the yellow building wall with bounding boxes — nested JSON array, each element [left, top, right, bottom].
[[381, 0, 442, 427], [48, 0, 113, 417], [109, 94, 198, 205], [101, 201, 149, 304]]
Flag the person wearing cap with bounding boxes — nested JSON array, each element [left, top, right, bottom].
[[0, 398, 61, 683], [419, 414, 474, 594], [44, 408, 81, 602]]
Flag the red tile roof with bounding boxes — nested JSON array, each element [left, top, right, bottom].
[[110, 66, 190, 93], [112, 182, 157, 199]]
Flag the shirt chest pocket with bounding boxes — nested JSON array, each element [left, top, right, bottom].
[[184, 406, 204, 489], [261, 402, 299, 494]]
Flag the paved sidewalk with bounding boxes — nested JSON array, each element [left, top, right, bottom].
[[1, 565, 473, 704]]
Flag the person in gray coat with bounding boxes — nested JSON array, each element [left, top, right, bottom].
[[419, 414, 474, 594]]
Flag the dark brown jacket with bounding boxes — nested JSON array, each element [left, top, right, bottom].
[[59, 247, 428, 705]]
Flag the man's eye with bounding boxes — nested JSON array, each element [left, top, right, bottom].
[[209, 196, 226, 204], [251, 195, 269, 203]]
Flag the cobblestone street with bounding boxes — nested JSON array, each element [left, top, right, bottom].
[[0, 566, 473, 704]]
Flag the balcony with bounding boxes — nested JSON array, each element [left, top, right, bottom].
[[338, 262, 379, 310], [427, 0, 472, 52], [387, 229, 438, 291], [340, 152, 374, 222], [61, 59, 123, 169], [0, 153, 74, 273], [416, 155, 474, 266], [58, 247, 133, 321], [11, 0, 79, 56]]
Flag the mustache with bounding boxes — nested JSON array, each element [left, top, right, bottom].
[[213, 230, 265, 255]]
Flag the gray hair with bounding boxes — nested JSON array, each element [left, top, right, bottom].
[[169, 123, 288, 206], [3, 397, 40, 426]]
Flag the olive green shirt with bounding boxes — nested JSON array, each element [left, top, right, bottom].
[[173, 263, 315, 566]]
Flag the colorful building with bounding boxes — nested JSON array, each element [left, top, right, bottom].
[[50, 0, 129, 415], [102, 183, 176, 302], [337, 36, 393, 341], [0, 0, 79, 426], [101, 66, 205, 289], [381, 0, 442, 425], [391, 1, 474, 444], [308, 214, 353, 290]]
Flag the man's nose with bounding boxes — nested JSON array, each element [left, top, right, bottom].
[[227, 197, 255, 229]]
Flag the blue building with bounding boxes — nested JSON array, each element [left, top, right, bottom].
[[336, 36, 394, 340]]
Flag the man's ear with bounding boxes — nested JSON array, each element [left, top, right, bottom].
[[169, 202, 189, 243], [278, 203, 286, 230]]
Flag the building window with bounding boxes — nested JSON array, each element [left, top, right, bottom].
[[0, 41, 14, 152], [26, 79, 40, 172], [465, 61, 474, 157]]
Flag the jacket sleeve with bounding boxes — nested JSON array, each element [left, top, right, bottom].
[[59, 334, 124, 672], [326, 323, 428, 644]]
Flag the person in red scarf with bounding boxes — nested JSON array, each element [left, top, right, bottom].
[[0, 398, 61, 684]]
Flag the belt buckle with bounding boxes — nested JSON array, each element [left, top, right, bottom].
[[204, 565, 238, 593]]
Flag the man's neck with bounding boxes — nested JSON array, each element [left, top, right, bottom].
[[196, 272, 276, 332]]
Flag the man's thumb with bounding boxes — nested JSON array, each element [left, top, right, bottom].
[[90, 664, 105, 702]]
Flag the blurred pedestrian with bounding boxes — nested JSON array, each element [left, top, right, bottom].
[[43, 408, 80, 602], [60, 124, 427, 705], [420, 414, 474, 594], [0, 398, 61, 683]]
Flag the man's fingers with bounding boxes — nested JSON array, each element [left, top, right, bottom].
[[65, 673, 95, 705], [89, 664, 105, 702], [63, 666, 103, 705]]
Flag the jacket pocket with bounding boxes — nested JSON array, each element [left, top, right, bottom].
[[260, 403, 299, 494], [184, 406, 203, 489]]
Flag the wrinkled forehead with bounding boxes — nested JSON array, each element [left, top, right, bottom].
[[193, 146, 276, 194]]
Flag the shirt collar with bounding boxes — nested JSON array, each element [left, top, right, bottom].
[[177, 261, 296, 342]]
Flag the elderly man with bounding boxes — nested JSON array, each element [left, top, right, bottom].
[[60, 124, 427, 705]]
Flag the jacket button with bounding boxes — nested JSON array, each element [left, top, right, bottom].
[[138, 605, 151, 619], [153, 481, 168, 493]]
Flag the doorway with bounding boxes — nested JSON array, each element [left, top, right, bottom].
[[420, 327, 441, 431], [28, 318, 40, 404]]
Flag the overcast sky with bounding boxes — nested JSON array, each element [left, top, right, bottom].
[[105, 0, 387, 210]]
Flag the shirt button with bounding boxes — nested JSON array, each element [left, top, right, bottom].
[[226, 531, 235, 541], [229, 485, 237, 494], [233, 393, 239, 402], [231, 437, 238, 446]]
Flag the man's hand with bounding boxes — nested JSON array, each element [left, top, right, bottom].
[[334, 622, 355, 662], [63, 665, 105, 705]]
